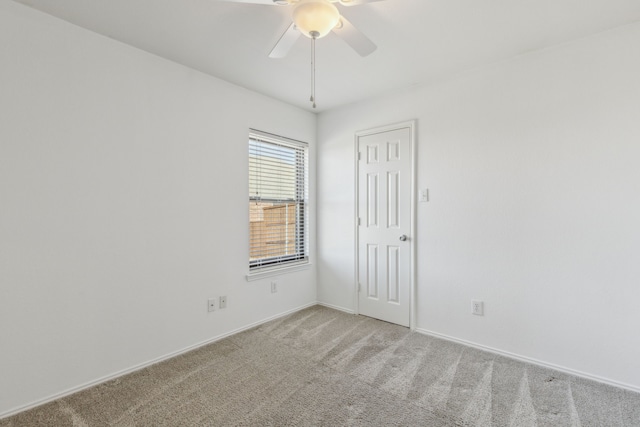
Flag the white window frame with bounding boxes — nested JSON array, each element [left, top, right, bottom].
[[246, 129, 309, 281]]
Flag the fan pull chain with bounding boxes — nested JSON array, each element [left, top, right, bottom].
[[310, 33, 317, 109]]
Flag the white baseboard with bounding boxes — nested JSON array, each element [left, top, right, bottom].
[[0, 302, 317, 420], [317, 301, 355, 314], [5, 304, 637, 420], [415, 327, 640, 394]]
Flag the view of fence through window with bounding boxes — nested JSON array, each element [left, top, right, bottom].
[[249, 132, 308, 270]]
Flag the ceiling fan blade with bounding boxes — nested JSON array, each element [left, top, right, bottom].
[[269, 23, 301, 58], [332, 16, 376, 57], [338, 0, 386, 6]]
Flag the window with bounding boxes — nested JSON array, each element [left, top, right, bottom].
[[249, 130, 308, 273]]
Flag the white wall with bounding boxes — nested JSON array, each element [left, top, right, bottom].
[[0, 1, 316, 416], [317, 22, 640, 391]]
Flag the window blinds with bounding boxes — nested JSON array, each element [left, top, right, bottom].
[[249, 130, 308, 271]]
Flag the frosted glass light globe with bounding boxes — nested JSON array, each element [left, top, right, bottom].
[[292, 0, 340, 39]]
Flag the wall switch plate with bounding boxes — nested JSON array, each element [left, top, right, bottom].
[[419, 188, 429, 202], [219, 295, 227, 309], [271, 281, 277, 293], [472, 300, 484, 316], [207, 298, 216, 312]]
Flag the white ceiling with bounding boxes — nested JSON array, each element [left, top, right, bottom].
[[13, 0, 640, 112]]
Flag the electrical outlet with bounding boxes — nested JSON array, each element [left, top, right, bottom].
[[271, 281, 278, 293], [207, 298, 216, 312], [472, 300, 484, 316], [219, 295, 227, 309]]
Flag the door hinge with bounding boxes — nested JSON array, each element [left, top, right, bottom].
[[357, 217, 361, 226], [358, 152, 362, 161], [358, 282, 361, 292]]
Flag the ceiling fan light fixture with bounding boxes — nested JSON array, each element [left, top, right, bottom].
[[292, 0, 340, 39]]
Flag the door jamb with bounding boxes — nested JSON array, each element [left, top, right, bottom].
[[354, 120, 417, 330]]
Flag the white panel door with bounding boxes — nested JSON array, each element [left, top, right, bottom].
[[357, 126, 412, 327]]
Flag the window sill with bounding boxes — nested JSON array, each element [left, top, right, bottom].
[[246, 262, 311, 282]]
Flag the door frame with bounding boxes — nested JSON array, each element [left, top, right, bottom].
[[354, 120, 417, 330]]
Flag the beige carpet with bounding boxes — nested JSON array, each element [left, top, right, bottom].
[[2, 305, 639, 426]]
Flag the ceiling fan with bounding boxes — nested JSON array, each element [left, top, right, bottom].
[[221, 0, 384, 58], [221, 0, 385, 108]]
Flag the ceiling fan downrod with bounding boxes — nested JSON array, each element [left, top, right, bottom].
[[310, 30, 319, 109]]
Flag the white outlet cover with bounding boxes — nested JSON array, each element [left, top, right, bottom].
[[472, 300, 484, 316], [208, 298, 216, 312]]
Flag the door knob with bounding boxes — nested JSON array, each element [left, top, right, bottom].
[[399, 235, 408, 241]]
